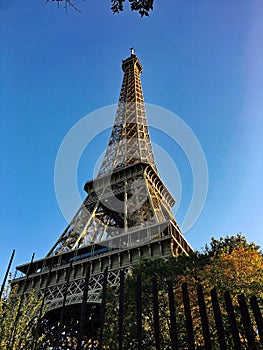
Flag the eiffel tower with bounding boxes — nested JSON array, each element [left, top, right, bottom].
[[13, 50, 192, 346]]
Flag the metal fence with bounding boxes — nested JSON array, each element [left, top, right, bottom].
[[2, 256, 263, 349], [95, 268, 263, 350]]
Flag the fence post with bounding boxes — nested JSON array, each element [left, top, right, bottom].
[[238, 294, 257, 349], [77, 262, 91, 350], [32, 257, 55, 350], [98, 267, 108, 350], [250, 295, 263, 347], [210, 288, 227, 350], [0, 249, 15, 299], [224, 291, 242, 350], [152, 275, 160, 350], [182, 282, 195, 350], [9, 252, 35, 350], [197, 284, 212, 350], [118, 269, 125, 350], [167, 280, 179, 350], [54, 260, 73, 350], [136, 272, 142, 350]]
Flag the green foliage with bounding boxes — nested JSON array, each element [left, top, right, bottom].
[[204, 233, 261, 257], [104, 234, 263, 348], [47, 0, 154, 16], [0, 282, 45, 350]]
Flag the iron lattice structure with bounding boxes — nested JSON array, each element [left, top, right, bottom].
[[98, 53, 156, 176], [46, 52, 185, 257], [13, 51, 193, 348]]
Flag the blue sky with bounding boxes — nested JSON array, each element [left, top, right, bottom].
[[0, 0, 263, 280]]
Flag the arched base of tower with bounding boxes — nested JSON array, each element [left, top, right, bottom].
[[38, 304, 101, 349]]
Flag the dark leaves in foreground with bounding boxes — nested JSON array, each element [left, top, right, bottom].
[[47, 0, 154, 16]]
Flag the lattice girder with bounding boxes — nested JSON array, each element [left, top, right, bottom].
[[45, 268, 124, 311], [98, 54, 156, 177]]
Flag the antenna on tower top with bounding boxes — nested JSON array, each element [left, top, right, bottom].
[[130, 47, 135, 55]]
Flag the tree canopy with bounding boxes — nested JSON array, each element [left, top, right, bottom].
[[0, 283, 45, 350], [48, 0, 154, 16]]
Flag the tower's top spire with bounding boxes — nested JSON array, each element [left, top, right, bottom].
[[130, 47, 135, 55], [97, 53, 156, 177]]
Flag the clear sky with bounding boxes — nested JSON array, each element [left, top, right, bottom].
[[0, 0, 263, 281]]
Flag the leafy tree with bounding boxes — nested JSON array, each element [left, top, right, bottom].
[[204, 233, 261, 257], [104, 234, 263, 349], [0, 282, 45, 350], [47, 0, 154, 17]]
